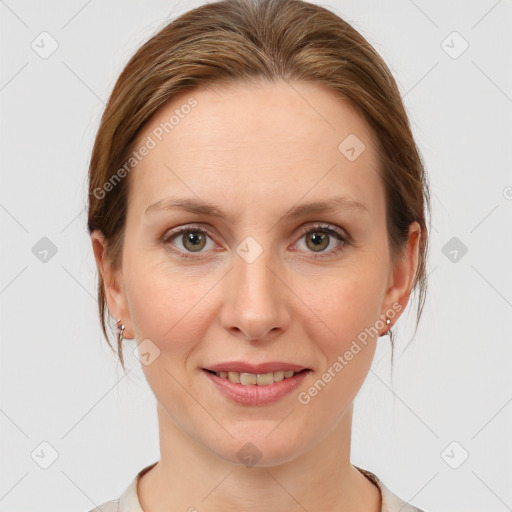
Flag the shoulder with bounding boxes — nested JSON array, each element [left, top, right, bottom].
[[87, 498, 119, 512], [379, 484, 427, 512], [86, 461, 157, 512], [355, 466, 428, 512]]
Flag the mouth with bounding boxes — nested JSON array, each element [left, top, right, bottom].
[[201, 367, 312, 406]]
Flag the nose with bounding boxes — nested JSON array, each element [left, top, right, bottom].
[[219, 243, 291, 343]]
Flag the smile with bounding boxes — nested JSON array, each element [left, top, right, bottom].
[[202, 369, 311, 406]]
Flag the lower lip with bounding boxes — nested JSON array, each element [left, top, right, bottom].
[[203, 369, 310, 406]]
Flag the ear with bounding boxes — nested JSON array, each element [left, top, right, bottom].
[[381, 221, 421, 326], [90, 230, 132, 338]]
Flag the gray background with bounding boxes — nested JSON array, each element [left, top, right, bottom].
[[1, 1, 511, 511]]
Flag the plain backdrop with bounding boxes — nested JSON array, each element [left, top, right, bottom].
[[1, 1, 511, 511]]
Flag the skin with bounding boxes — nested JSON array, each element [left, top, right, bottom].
[[91, 79, 420, 512]]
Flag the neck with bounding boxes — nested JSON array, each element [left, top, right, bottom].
[[138, 402, 381, 512]]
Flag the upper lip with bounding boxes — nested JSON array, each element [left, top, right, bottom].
[[204, 362, 310, 374]]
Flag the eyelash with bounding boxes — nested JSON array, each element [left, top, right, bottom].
[[161, 223, 350, 260]]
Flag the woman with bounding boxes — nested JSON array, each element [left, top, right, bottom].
[[87, 0, 431, 510]]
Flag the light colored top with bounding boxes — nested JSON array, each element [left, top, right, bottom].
[[88, 462, 426, 512]]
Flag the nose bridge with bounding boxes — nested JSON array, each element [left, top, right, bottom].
[[234, 234, 279, 307], [221, 233, 288, 339]]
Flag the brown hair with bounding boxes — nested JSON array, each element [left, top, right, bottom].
[[88, 0, 431, 372]]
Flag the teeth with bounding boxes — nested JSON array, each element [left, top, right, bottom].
[[215, 370, 301, 386], [227, 371, 240, 383], [273, 371, 285, 382]]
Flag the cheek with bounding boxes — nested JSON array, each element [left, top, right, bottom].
[[123, 250, 212, 349], [296, 271, 383, 423], [301, 262, 386, 355], [123, 256, 210, 419]]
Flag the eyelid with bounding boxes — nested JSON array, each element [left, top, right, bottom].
[[295, 222, 350, 243], [161, 222, 219, 252]]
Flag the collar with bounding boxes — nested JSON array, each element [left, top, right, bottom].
[[118, 462, 423, 512]]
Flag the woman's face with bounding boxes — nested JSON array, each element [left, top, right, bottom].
[[93, 79, 419, 466]]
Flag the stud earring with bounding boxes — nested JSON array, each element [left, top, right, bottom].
[[382, 317, 391, 336], [384, 317, 391, 334]]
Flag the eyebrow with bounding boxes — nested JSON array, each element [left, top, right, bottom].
[[145, 195, 368, 220]]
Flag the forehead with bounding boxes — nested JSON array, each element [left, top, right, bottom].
[[128, 80, 384, 218]]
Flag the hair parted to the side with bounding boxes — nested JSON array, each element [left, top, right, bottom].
[[87, 0, 431, 372]]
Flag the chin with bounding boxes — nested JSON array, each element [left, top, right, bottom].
[[204, 429, 307, 468]]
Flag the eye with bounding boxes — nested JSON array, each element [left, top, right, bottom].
[[162, 225, 216, 258], [294, 223, 349, 258]]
